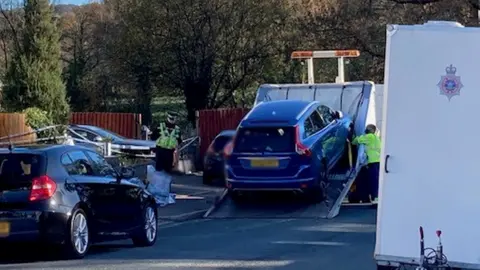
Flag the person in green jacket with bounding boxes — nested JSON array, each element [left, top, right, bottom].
[[154, 112, 182, 173], [352, 124, 381, 203]]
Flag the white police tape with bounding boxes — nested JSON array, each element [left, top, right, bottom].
[[0, 124, 64, 141], [0, 124, 199, 159]]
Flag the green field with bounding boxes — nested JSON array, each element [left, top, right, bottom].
[[150, 96, 195, 137]]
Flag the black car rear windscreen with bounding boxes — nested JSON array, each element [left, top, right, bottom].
[[0, 153, 46, 184], [234, 127, 295, 153], [213, 136, 232, 152]]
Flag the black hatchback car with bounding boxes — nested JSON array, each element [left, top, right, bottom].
[[203, 130, 235, 185], [0, 144, 158, 258]]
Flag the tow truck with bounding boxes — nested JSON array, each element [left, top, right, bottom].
[[204, 49, 381, 219]]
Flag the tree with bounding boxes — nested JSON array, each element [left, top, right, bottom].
[[2, 0, 69, 124], [0, 0, 23, 78], [389, 0, 479, 26], [100, 0, 168, 125], [159, 0, 293, 125], [294, 0, 479, 84], [61, 3, 109, 112]]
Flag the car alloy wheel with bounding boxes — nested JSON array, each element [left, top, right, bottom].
[[72, 212, 89, 255], [144, 206, 157, 243]]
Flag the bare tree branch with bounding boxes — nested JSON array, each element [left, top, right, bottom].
[[390, 0, 442, 3], [0, 2, 21, 54]]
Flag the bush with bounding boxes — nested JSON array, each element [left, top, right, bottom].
[[24, 107, 51, 130], [23, 107, 58, 139]]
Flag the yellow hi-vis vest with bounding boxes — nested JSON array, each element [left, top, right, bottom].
[[352, 133, 381, 164], [156, 122, 180, 149]]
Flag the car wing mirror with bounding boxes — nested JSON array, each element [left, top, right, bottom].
[[93, 136, 104, 142], [335, 111, 343, 119]]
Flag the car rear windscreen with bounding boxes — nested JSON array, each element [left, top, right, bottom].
[[234, 127, 295, 153], [0, 154, 45, 184], [212, 136, 232, 152]]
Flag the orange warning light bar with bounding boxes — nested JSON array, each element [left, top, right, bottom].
[[291, 51, 313, 59], [291, 50, 360, 59], [334, 50, 360, 57]]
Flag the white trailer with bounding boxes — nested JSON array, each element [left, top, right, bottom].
[[375, 21, 480, 269]]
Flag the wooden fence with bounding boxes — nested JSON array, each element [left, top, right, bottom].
[[0, 112, 143, 145], [70, 112, 142, 139], [0, 113, 35, 143], [0, 108, 253, 148], [197, 108, 250, 157]]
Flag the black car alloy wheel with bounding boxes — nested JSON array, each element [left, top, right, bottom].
[[66, 209, 90, 258], [132, 205, 157, 246]]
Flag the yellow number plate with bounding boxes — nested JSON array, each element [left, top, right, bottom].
[[0, 222, 10, 237], [250, 159, 279, 168]]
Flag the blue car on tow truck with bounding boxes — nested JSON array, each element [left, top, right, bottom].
[[224, 100, 353, 201]]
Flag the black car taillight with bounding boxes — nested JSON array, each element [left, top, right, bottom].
[[223, 141, 234, 158], [29, 175, 56, 201]]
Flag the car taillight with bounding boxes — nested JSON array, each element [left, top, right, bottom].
[[294, 125, 311, 156], [29, 175, 57, 202], [223, 141, 234, 158]]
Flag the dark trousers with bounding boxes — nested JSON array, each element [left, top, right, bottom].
[[155, 146, 174, 173], [355, 166, 371, 202], [367, 162, 380, 199]]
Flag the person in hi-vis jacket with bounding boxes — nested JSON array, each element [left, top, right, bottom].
[[154, 112, 182, 173], [352, 124, 381, 203]]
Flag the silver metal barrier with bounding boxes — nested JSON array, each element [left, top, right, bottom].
[[0, 125, 200, 174]]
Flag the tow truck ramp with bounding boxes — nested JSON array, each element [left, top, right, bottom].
[[204, 169, 361, 219]]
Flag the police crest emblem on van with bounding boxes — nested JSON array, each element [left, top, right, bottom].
[[437, 64, 463, 101]]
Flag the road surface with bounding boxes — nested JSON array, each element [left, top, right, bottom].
[[0, 207, 377, 269]]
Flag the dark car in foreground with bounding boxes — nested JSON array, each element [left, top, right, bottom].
[[224, 100, 352, 201], [0, 144, 158, 258], [203, 130, 236, 185], [67, 124, 156, 155]]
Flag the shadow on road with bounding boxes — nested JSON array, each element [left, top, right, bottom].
[[0, 197, 378, 269], [206, 191, 325, 219], [230, 191, 311, 204], [0, 242, 135, 264]]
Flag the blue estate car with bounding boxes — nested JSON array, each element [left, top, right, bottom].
[[224, 100, 353, 201]]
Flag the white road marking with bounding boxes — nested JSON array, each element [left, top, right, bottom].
[[296, 223, 376, 233], [272, 240, 348, 246], [148, 259, 295, 268], [174, 195, 205, 200], [157, 219, 210, 229], [171, 183, 224, 192], [14, 259, 295, 269]]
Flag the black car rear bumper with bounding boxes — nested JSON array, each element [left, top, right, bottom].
[[204, 156, 226, 178], [0, 210, 70, 244]]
